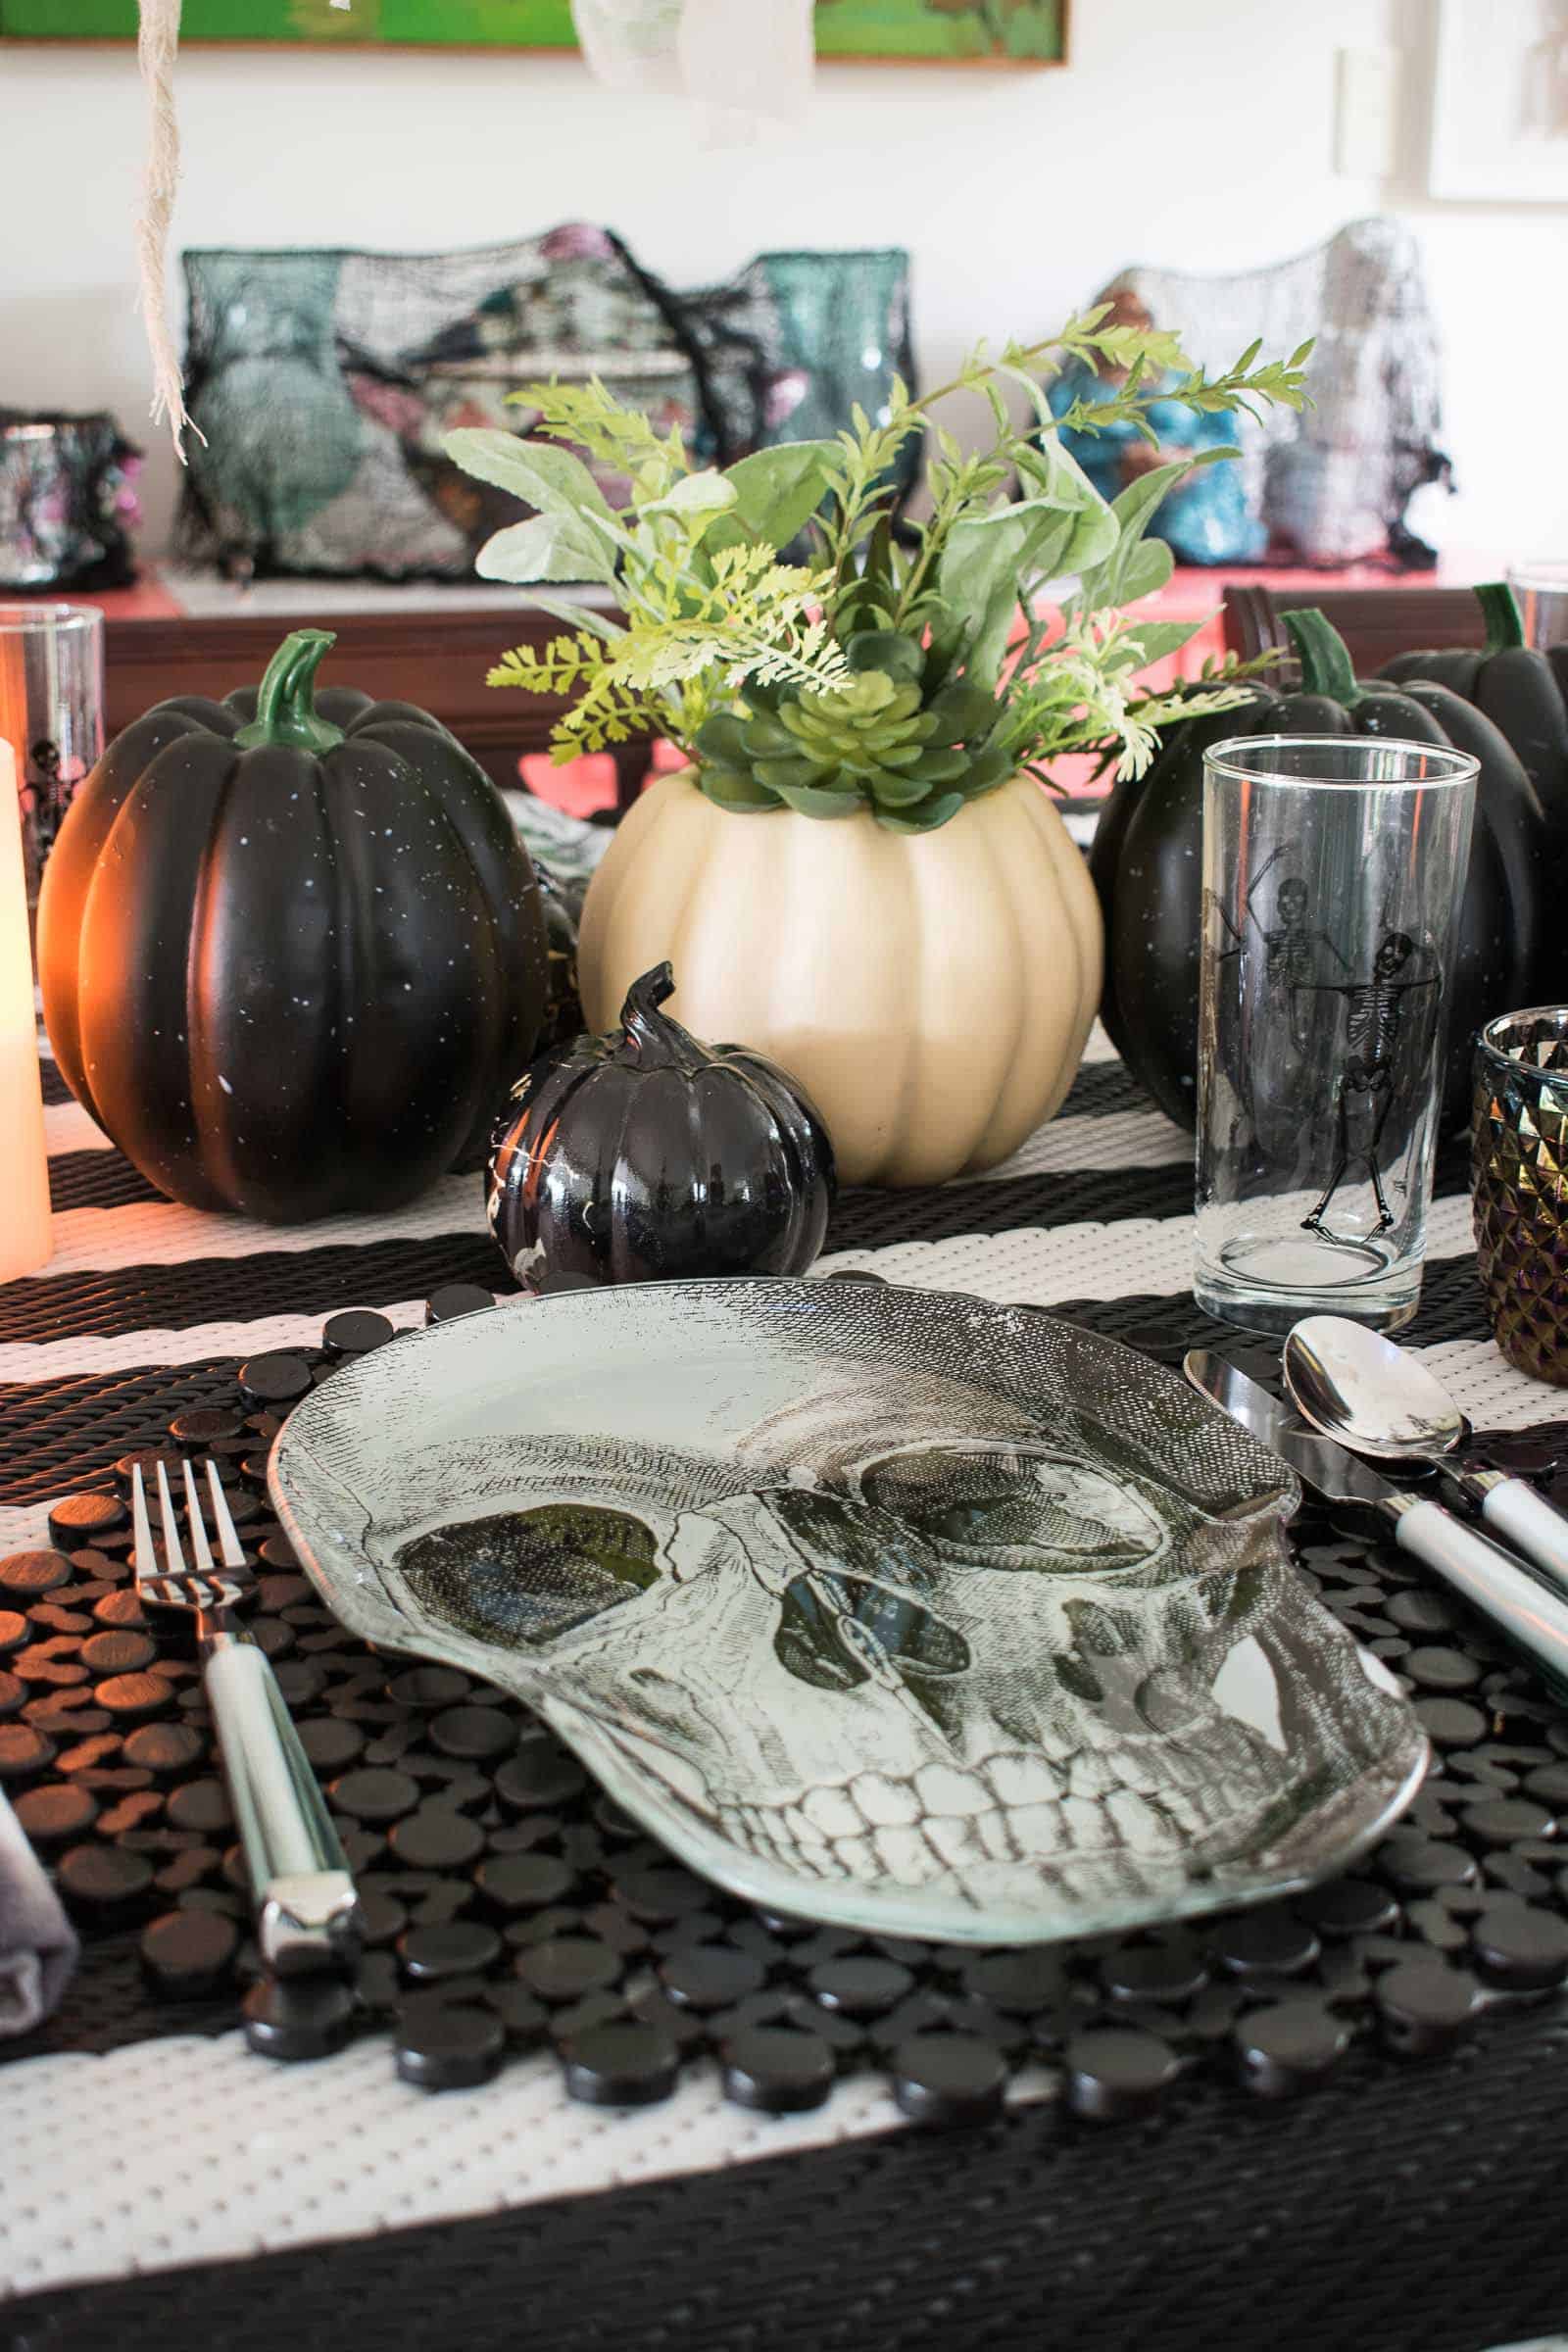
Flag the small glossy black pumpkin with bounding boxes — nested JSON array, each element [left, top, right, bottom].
[[487, 963, 836, 1293], [38, 628, 547, 1221], [1091, 608, 1545, 1136]]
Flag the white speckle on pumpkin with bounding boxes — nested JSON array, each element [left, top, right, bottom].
[[218, 1075, 233, 1095]]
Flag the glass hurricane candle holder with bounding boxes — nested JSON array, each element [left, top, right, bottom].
[[0, 602, 104, 908], [1506, 563, 1568, 653]]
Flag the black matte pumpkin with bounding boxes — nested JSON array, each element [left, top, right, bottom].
[[1381, 582, 1568, 997], [487, 963, 836, 1294], [1381, 583, 1568, 830], [1090, 608, 1545, 1135], [38, 628, 548, 1222]]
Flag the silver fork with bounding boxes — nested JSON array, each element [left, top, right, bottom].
[[133, 1458, 360, 1977]]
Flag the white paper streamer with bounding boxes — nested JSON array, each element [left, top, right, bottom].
[[572, 0, 815, 140]]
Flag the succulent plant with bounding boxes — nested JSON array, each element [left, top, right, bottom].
[[693, 630, 1010, 834]]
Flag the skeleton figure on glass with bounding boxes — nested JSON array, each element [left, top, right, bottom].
[[1293, 930, 1442, 1239]]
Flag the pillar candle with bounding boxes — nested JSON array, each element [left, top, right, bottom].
[[0, 743, 50, 1278]]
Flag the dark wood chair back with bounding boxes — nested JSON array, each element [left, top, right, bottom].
[[1222, 583, 1484, 673]]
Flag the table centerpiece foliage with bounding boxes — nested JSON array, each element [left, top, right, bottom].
[[446, 314, 1309, 1185]]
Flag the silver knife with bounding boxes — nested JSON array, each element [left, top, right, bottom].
[[1186, 1349, 1568, 1688]]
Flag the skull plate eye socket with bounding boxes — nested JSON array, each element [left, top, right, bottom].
[[860, 1444, 1165, 1566], [397, 1502, 661, 1649]]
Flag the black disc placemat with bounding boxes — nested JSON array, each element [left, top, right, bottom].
[[6, 1310, 1568, 2138]]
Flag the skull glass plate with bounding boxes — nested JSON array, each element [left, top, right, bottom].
[[270, 1279, 1428, 1946]]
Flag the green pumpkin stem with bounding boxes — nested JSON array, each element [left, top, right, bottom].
[[621, 963, 707, 1071], [1476, 581, 1527, 655], [233, 630, 346, 754], [1284, 608, 1362, 707]]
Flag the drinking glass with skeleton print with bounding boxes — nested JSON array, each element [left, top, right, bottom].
[[1197, 734, 1477, 1339]]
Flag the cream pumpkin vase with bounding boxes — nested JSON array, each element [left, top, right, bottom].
[[577, 767, 1102, 1188]]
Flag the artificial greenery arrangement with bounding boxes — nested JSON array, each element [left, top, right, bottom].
[[445, 312, 1311, 834]]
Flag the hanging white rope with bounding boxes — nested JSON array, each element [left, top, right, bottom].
[[135, 0, 202, 461], [571, 0, 815, 140]]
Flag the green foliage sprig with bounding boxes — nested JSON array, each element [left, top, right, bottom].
[[446, 305, 1310, 831]]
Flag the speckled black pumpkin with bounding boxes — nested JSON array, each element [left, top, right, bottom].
[[38, 629, 548, 1223], [486, 963, 836, 1293]]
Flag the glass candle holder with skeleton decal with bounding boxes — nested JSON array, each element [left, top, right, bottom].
[[1195, 734, 1477, 1336], [0, 603, 103, 910]]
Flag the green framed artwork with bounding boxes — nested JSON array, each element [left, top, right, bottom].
[[0, 0, 1068, 64]]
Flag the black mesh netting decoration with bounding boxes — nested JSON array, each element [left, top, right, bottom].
[[679, 246, 920, 525], [175, 230, 916, 584]]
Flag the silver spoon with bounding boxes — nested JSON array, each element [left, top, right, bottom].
[[1284, 1315, 1568, 1591]]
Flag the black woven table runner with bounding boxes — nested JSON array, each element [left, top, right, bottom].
[[12, 2012, 1568, 2352], [0, 1242, 1498, 1512]]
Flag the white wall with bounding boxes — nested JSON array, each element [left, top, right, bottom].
[[0, 0, 1561, 562]]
